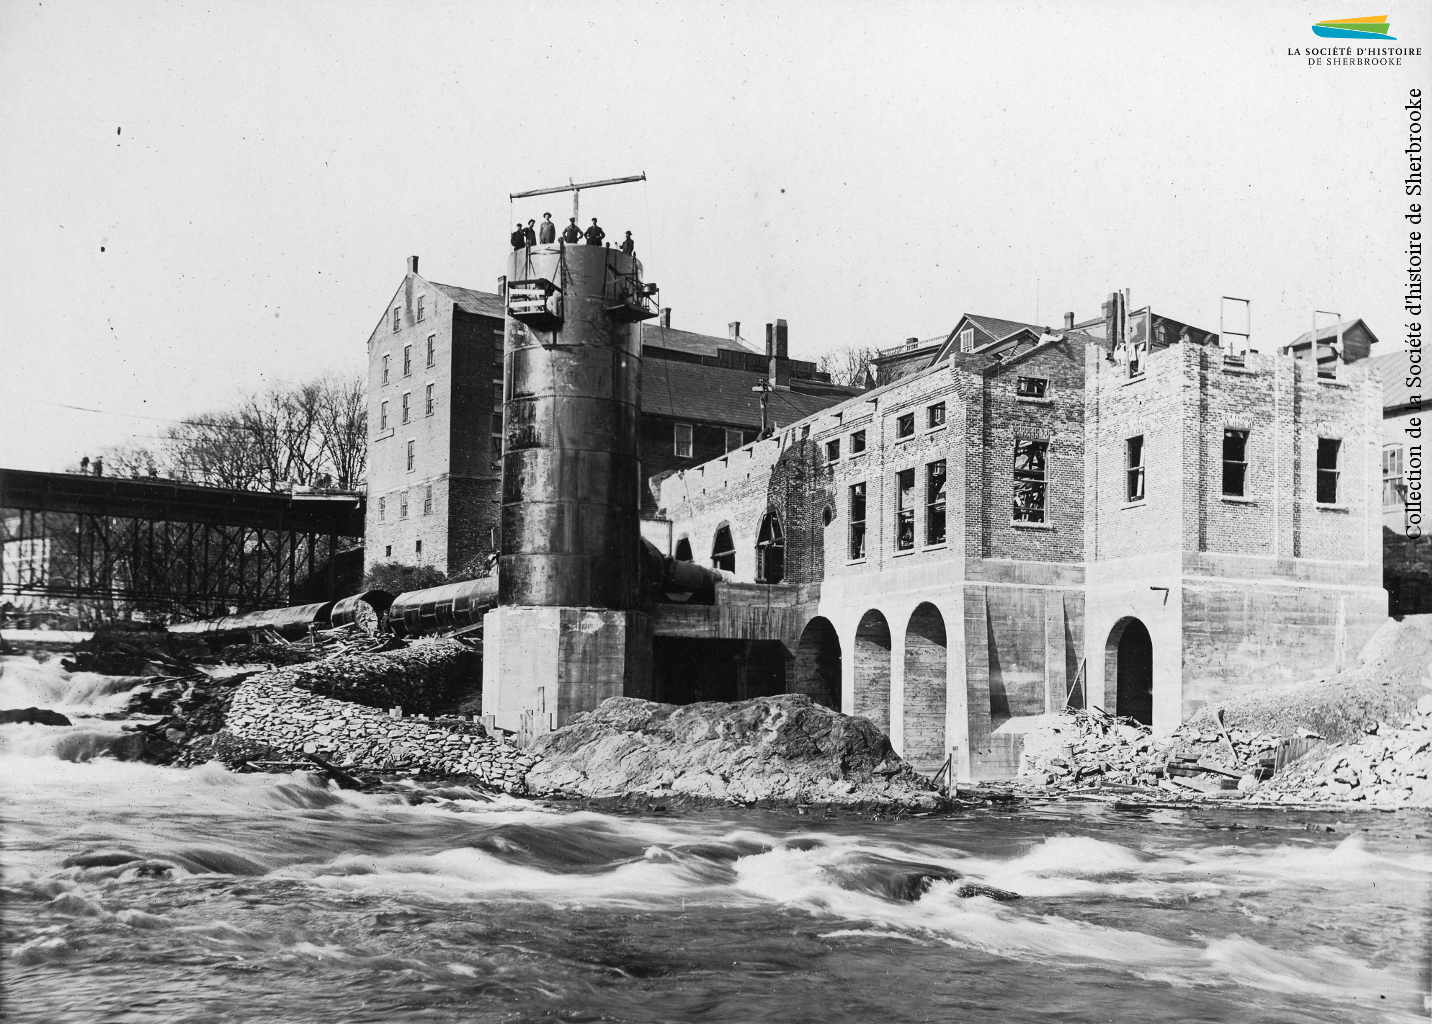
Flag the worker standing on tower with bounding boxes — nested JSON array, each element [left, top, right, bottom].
[[538, 212, 556, 244], [620, 231, 635, 256], [510, 223, 526, 250], [523, 220, 537, 247], [561, 217, 581, 243], [583, 218, 606, 246]]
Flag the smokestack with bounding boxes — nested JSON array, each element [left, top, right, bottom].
[[407, 255, 419, 275], [728, 321, 741, 341], [764, 323, 775, 360], [1064, 312, 1074, 330], [775, 319, 788, 360], [659, 308, 671, 329]]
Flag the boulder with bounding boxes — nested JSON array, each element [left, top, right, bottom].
[[0, 707, 72, 726]]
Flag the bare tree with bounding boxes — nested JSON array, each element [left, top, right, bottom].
[[316, 373, 368, 490], [819, 345, 884, 388]]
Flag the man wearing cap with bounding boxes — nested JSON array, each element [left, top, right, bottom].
[[583, 218, 606, 246], [523, 219, 537, 247], [620, 231, 635, 256], [560, 217, 582, 243], [510, 223, 526, 250], [538, 212, 556, 244]]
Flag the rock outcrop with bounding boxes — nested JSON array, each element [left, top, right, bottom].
[[524, 694, 943, 808]]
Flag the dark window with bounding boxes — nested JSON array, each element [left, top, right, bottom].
[[493, 380, 503, 405], [401, 393, 410, 424], [896, 469, 916, 550], [491, 435, 503, 463], [416, 539, 423, 555], [926, 460, 947, 545], [392, 307, 400, 333], [1384, 446, 1406, 505], [825, 439, 840, 462], [1317, 438, 1341, 504], [406, 440, 415, 472], [423, 483, 433, 515], [381, 354, 390, 385], [896, 412, 915, 439], [417, 295, 425, 322], [491, 411, 502, 435], [675, 423, 693, 458], [1126, 436, 1145, 502], [849, 483, 867, 559], [927, 402, 946, 429], [822, 506, 835, 527], [1223, 429, 1248, 496], [711, 525, 736, 572], [851, 429, 866, 455], [425, 384, 434, 417], [426, 334, 435, 367], [378, 496, 386, 522], [379, 401, 388, 430], [1012, 439, 1048, 523], [726, 428, 745, 452], [384, 544, 392, 558], [756, 512, 785, 584], [403, 345, 412, 376], [1016, 376, 1048, 398]]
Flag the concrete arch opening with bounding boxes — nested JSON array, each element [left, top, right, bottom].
[[755, 510, 785, 584], [711, 524, 735, 572], [854, 610, 892, 735], [902, 603, 947, 773], [792, 616, 842, 710], [1106, 617, 1153, 726]]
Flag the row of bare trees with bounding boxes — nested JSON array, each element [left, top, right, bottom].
[[817, 345, 896, 389], [102, 374, 367, 492]]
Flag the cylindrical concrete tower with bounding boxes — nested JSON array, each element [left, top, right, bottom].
[[499, 243, 650, 609]]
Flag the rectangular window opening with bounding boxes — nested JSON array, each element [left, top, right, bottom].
[[1012, 439, 1048, 523], [896, 468, 916, 551], [378, 496, 386, 522], [896, 412, 915, 439], [423, 483, 433, 516], [406, 440, 415, 472], [927, 402, 946, 429], [392, 307, 400, 333], [851, 429, 867, 455], [926, 460, 947, 545], [1222, 429, 1249, 497], [825, 438, 841, 462], [1126, 435, 1145, 503], [1317, 438, 1341, 504], [1016, 376, 1048, 398], [1383, 446, 1406, 505], [417, 295, 425, 323], [381, 354, 390, 385], [403, 345, 412, 376], [399, 491, 409, 519], [849, 482, 867, 560], [959, 327, 975, 352], [426, 334, 435, 367], [379, 401, 388, 431], [674, 423, 694, 458], [725, 428, 745, 453], [1128, 339, 1148, 378], [425, 383, 434, 417], [401, 393, 410, 424]]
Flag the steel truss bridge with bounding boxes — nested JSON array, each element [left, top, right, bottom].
[[1, 468, 365, 616]]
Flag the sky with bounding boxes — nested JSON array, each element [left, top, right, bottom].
[[1, 0, 1427, 472]]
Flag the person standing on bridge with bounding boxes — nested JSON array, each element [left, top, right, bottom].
[[583, 218, 605, 246], [538, 212, 556, 244]]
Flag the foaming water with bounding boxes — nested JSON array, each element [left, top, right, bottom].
[[0, 654, 151, 715], [3, 682, 1429, 1023]]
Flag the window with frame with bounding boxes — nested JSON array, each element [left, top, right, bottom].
[[959, 327, 975, 351], [1016, 376, 1048, 398], [927, 402, 946, 429], [674, 423, 694, 458], [406, 440, 415, 472], [401, 392, 411, 424], [1316, 438, 1341, 504], [378, 496, 386, 522], [1125, 435, 1145, 502], [849, 482, 867, 559], [756, 512, 785, 584], [423, 483, 433, 516], [1012, 439, 1049, 523], [417, 295, 425, 322], [825, 438, 840, 462], [416, 539, 423, 555], [711, 525, 736, 572], [1383, 446, 1406, 505], [851, 429, 867, 455], [403, 345, 412, 376], [399, 491, 409, 519], [1223, 429, 1249, 496], [896, 468, 916, 551], [725, 428, 745, 453], [381, 354, 390, 385], [425, 383, 434, 416], [379, 401, 388, 431], [384, 544, 392, 558], [926, 460, 947, 545], [491, 435, 503, 464], [392, 307, 400, 333], [426, 334, 435, 367], [895, 412, 915, 439], [1128, 339, 1147, 378]]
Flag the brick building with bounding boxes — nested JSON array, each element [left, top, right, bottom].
[[364, 258, 858, 577], [655, 292, 1387, 779], [1368, 347, 1430, 613]]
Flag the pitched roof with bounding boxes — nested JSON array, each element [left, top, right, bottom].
[[641, 360, 854, 427], [1286, 318, 1380, 349], [1368, 350, 1417, 413], [965, 314, 1043, 341], [427, 280, 505, 319], [641, 323, 759, 359]]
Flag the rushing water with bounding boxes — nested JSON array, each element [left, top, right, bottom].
[[3, 654, 1430, 1023]]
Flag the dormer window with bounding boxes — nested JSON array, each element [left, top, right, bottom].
[[959, 327, 975, 351]]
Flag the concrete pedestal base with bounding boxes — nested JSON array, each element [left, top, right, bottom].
[[481, 606, 652, 746]]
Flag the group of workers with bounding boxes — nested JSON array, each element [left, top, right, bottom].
[[510, 212, 635, 255]]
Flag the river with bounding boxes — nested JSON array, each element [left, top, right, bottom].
[[3, 653, 1429, 1023]]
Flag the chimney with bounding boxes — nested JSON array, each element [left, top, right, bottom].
[[775, 319, 788, 360], [659, 308, 671, 329], [407, 255, 419, 275], [765, 323, 775, 360], [497, 275, 506, 299], [1064, 312, 1074, 330], [728, 321, 741, 341], [906, 336, 919, 347], [1102, 291, 1125, 348]]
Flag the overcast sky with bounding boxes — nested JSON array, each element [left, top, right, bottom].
[[1, 0, 1427, 472]]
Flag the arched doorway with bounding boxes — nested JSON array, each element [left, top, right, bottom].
[[711, 524, 735, 572], [674, 537, 693, 562], [755, 511, 785, 583], [854, 610, 892, 735], [1106, 618, 1153, 725], [792, 616, 841, 709], [903, 603, 947, 773]]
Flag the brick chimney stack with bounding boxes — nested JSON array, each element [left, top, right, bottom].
[[1064, 312, 1075, 330], [659, 308, 671, 329], [407, 255, 419, 275]]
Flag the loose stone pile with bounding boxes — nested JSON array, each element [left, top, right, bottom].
[[225, 679, 538, 792], [1016, 709, 1169, 788], [253, 638, 481, 716], [1251, 705, 1432, 808]]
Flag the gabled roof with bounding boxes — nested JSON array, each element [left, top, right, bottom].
[[428, 281, 505, 319], [641, 323, 760, 359], [641, 360, 855, 427], [1368, 350, 1417, 413], [1286, 318, 1380, 350], [929, 313, 1044, 364]]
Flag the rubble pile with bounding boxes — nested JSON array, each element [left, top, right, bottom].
[[1251, 705, 1432, 808], [245, 637, 481, 717], [218, 678, 537, 791], [1016, 708, 1170, 789]]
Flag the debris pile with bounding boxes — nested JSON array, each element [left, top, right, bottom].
[[1016, 708, 1170, 789], [248, 637, 481, 717], [1250, 705, 1432, 808]]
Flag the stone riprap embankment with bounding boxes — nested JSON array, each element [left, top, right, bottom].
[[223, 678, 538, 792], [525, 694, 944, 809], [254, 638, 481, 716]]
